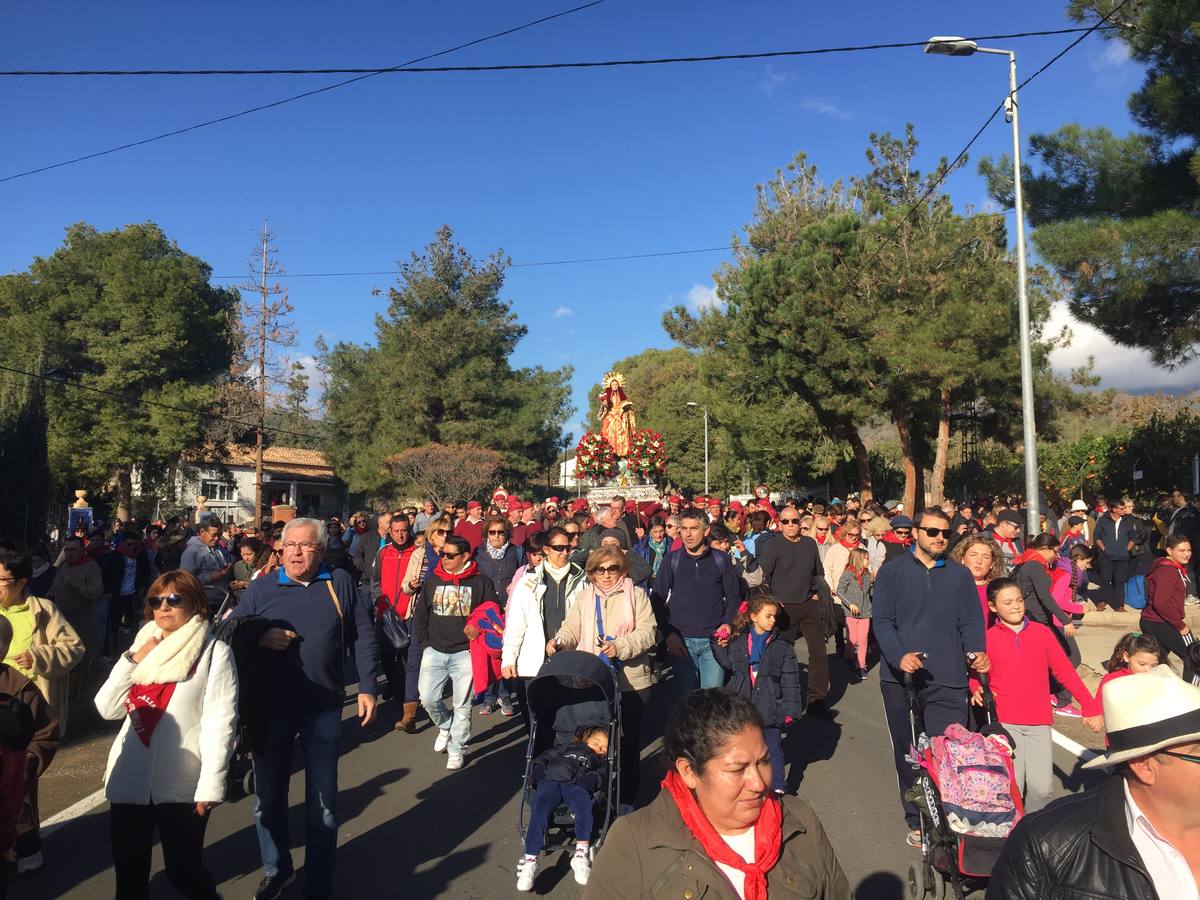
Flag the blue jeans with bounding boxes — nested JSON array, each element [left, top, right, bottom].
[[252, 706, 341, 896], [418, 648, 473, 756], [668, 636, 726, 694], [524, 781, 594, 855], [481, 677, 511, 706], [765, 726, 785, 792]]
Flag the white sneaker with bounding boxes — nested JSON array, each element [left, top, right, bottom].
[[571, 851, 591, 885], [17, 851, 43, 874], [433, 728, 451, 753], [516, 855, 539, 892], [446, 753, 464, 770]]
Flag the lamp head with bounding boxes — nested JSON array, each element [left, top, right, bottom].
[[924, 36, 978, 57], [686, 402, 699, 408]]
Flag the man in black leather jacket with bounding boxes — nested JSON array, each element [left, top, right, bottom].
[[987, 666, 1200, 899]]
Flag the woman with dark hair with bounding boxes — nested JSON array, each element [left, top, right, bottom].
[[1141, 533, 1196, 683], [1012, 533, 1082, 716], [586, 689, 850, 899], [94, 570, 238, 900], [474, 516, 522, 716]]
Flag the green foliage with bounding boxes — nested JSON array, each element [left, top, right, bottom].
[[264, 361, 321, 449], [319, 225, 573, 496]]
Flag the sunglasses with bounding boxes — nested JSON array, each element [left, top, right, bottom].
[[546, 544, 570, 553], [780, 517, 801, 525], [487, 530, 506, 536], [440, 550, 463, 559], [148, 594, 187, 610], [433, 528, 450, 536], [591, 564, 622, 575], [922, 527, 952, 539]]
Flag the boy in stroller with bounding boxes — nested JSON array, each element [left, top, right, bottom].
[[517, 724, 608, 891]]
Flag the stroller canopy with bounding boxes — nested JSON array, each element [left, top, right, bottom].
[[526, 651, 619, 737]]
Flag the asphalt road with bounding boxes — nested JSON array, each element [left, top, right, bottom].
[[21, 644, 1107, 900]]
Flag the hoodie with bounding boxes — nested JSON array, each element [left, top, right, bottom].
[[412, 560, 498, 654]]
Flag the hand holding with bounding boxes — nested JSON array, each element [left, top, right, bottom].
[[969, 652, 990, 674], [1063, 623, 1077, 638], [194, 801, 218, 816], [258, 628, 297, 651], [1082, 714, 1105, 733], [545, 639, 559, 656], [131, 635, 162, 663], [10, 650, 34, 670], [600, 641, 619, 659], [463, 624, 481, 641], [970, 687, 984, 707], [898, 652, 925, 673], [500, 665, 517, 679]]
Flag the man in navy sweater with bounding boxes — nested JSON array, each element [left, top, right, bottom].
[[233, 518, 381, 900], [873, 507, 989, 847], [651, 508, 742, 693]]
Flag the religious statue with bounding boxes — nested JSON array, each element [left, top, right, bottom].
[[597, 370, 637, 458]]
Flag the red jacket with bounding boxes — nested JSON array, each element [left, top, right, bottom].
[[375, 542, 418, 618], [1142, 557, 1189, 630], [974, 620, 1100, 724]]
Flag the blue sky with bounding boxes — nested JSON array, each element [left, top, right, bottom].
[[1, 1, 1182, 445]]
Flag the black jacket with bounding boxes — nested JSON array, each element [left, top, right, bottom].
[[986, 776, 1159, 900], [711, 630, 804, 726], [530, 741, 606, 792], [1012, 559, 1070, 629], [99, 549, 156, 599]]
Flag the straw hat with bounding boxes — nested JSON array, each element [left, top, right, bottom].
[[1084, 665, 1200, 769], [1070, 499, 1089, 512]]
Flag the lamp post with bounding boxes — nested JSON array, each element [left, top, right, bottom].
[[925, 36, 1040, 536], [686, 402, 709, 495]]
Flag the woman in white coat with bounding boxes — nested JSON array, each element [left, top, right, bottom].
[[94, 570, 238, 900]]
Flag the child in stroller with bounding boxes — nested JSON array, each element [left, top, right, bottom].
[[517, 724, 609, 891]]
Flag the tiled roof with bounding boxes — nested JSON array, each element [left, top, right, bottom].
[[196, 444, 336, 477]]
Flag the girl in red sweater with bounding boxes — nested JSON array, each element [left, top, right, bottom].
[[971, 578, 1100, 812], [1084, 632, 1164, 733]]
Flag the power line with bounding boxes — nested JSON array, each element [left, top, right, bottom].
[[0, 28, 1108, 77], [0, 0, 606, 185], [0, 362, 323, 442]]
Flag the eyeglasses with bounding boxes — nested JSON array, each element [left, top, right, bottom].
[[780, 517, 801, 525], [487, 530, 506, 536], [282, 541, 321, 553], [148, 594, 187, 610], [922, 527, 952, 539], [591, 564, 622, 575], [546, 544, 570, 553], [1160, 750, 1200, 765], [440, 550, 463, 559]]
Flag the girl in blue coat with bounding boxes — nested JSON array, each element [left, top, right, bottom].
[[712, 591, 804, 795]]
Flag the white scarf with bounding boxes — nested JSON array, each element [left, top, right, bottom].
[[129, 615, 209, 684]]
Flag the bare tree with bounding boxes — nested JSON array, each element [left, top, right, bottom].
[[385, 443, 504, 508]]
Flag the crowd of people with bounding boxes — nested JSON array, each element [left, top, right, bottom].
[[0, 482, 1195, 897]]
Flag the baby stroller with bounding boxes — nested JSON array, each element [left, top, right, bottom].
[[518, 651, 621, 856], [904, 668, 1023, 899]]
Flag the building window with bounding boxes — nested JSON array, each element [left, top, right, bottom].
[[300, 493, 322, 515], [201, 480, 237, 503]]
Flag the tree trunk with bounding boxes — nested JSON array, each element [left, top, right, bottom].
[[930, 388, 952, 506], [846, 427, 873, 502], [893, 405, 924, 515], [115, 466, 133, 521], [831, 466, 847, 502]]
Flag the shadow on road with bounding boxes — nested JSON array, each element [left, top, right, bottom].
[[856, 871, 906, 899]]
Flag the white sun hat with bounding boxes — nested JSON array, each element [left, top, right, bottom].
[[1084, 665, 1200, 769], [1070, 499, 1089, 512]]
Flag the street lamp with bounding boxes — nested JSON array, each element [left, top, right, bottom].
[[686, 402, 709, 495], [925, 36, 1041, 536]]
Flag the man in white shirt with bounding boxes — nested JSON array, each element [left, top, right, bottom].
[[987, 665, 1200, 899]]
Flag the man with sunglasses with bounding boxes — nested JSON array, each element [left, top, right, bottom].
[[990, 667, 1200, 899], [873, 508, 988, 846]]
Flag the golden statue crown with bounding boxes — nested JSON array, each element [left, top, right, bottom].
[[601, 370, 627, 389]]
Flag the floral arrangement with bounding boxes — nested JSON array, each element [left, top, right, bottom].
[[627, 428, 668, 479], [575, 431, 619, 481]]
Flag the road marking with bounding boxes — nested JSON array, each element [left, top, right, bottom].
[[1051, 728, 1103, 765], [41, 788, 107, 834]]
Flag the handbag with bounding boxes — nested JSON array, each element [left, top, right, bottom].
[[379, 605, 410, 651]]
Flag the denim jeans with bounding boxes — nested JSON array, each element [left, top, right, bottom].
[[668, 636, 726, 694], [764, 726, 786, 793], [481, 677, 511, 707], [252, 706, 341, 896], [418, 648, 473, 756]]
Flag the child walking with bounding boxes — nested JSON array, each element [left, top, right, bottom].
[[836, 548, 873, 679], [972, 578, 1100, 812], [711, 593, 804, 796], [1084, 632, 1164, 733], [516, 725, 608, 891]]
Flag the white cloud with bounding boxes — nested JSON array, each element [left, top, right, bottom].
[[1047, 302, 1200, 392], [796, 96, 853, 121], [553, 305, 574, 318], [1091, 40, 1132, 72], [757, 66, 795, 96], [292, 354, 329, 403], [685, 283, 724, 313]]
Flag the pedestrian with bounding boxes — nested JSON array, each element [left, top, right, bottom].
[[711, 593, 803, 795], [179, 517, 233, 614], [1057, 516, 1088, 557], [836, 547, 874, 680], [880, 515, 915, 565], [229, 537, 267, 599], [974, 579, 1100, 813], [1086, 632, 1165, 733], [983, 510, 1025, 576], [986, 666, 1200, 899], [93, 570, 237, 900], [1139, 534, 1196, 683], [508, 532, 547, 596], [651, 509, 742, 695], [49, 536, 103, 662], [352, 512, 390, 584], [100, 530, 159, 656], [1012, 534, 1084, 717], [232, 518, 381, 900], [517, 725, 610, 891], [584, 688, 851, 900], [596, 527, 652, 588], [402, 514, 450, 597], [369, 514, 423, 732], [757, 507, 833, 717], [872, 507, 989, 847], [1093, 496, 1135, 611], [550, 546, 656, 807], [412, 534, 497, 771], [453, 500, 486, 554], [949, 534, 1003, 625]]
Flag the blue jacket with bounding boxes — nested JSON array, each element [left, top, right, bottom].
[[651, 546, 741, 639], [712, 629, 804, 726], [871, 551, 985, 688], [179, 535, 230, 604], [233, 565, 381, 713], [1093, 514, 1132, 560]]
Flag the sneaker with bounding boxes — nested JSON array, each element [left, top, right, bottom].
[[906, 829, 922, 848], [16, 851, 43, 874], [1053, 700, 1083, 718], [446, 753, 465, 770], [516, 855, 539, 892], [254, 872, 296, 900], [498, 697, 515, 717], [433, 728, 451, 753], [478, 701, 494, 716], [571, 850, 592, 885]]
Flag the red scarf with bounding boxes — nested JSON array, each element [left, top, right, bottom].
[[839, 535, 860, 549], [1012, 548, 1050, 571], [125, 683, 178, 746], [661, 770, 781, 900], [434, 559, 479, 584], [881, 531, 911, 546]]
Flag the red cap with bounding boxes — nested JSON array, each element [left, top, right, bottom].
[[728, 500, 743, 511], [467, 500, 482, 510], [570, 498, 589, 513], [545, 496, 560, 506], [669, 495, 683, 504]]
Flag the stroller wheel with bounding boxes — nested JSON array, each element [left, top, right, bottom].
[[907, 865, 920, 898], [243, 769, 255, 797], [921, 860, 945, 898]]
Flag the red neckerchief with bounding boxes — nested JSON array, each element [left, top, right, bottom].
[[125, 682, 178, 746], [881, 532, 911, 546], [661, 770, 781, 900], [1012, 549, 1049, 572], [839, 536, 861, 549], [434, 559, 479, 585]]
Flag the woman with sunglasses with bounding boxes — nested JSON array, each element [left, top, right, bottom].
[[402, 514, 451, 598], [548, 546, 657, 809], [94, 570, 237, 900], [474, 517, 521, 716]]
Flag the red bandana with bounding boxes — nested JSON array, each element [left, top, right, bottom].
[[125, 682, 178, 746], [661, 769, 781, 900]]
